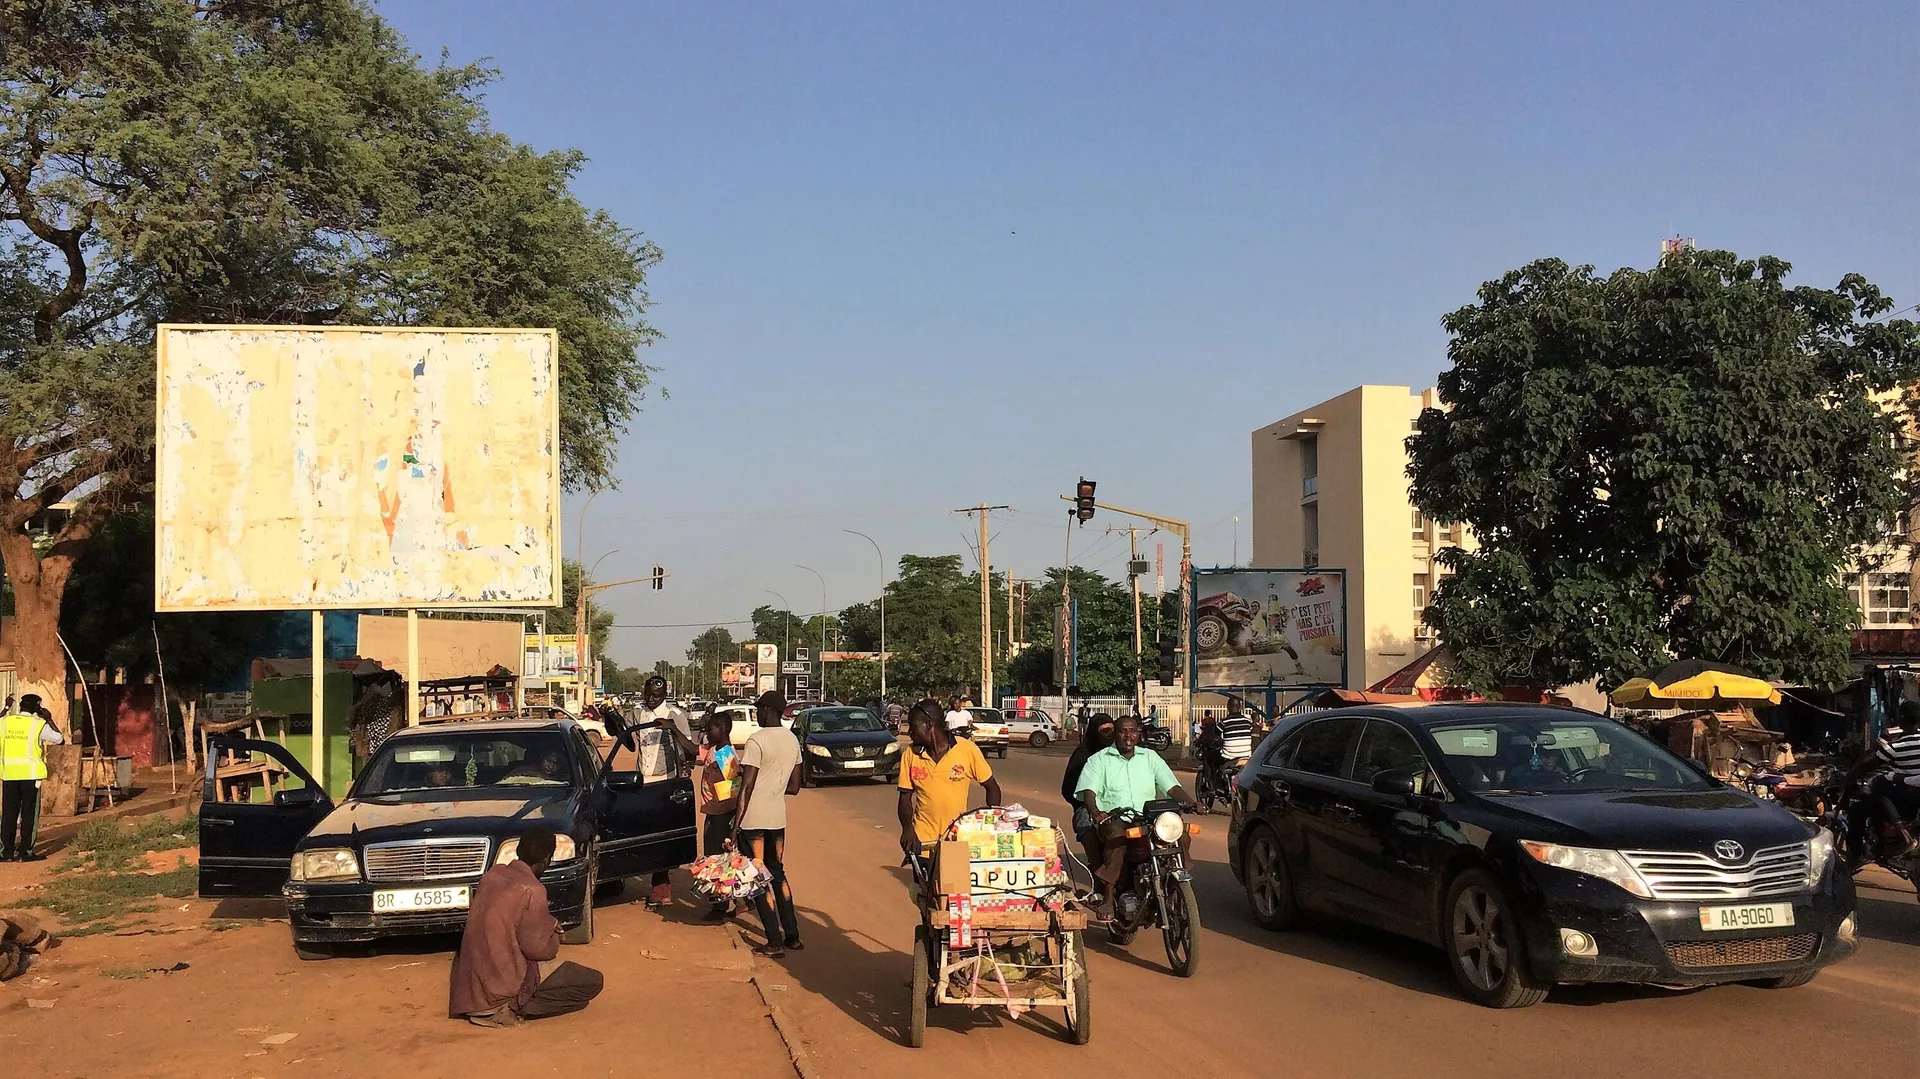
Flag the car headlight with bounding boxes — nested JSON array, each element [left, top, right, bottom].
[[1805, 829, 1835, 889], [496, 834, 579, 866], [1153, 811, 1185, 845], [882, 741, 900, 753], [291, 848, 360, 883], [807, 744, 832, 758], [1520, 840, 1653, 899]]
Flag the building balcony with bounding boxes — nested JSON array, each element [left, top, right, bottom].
[[1302, 475, 1318, 498]]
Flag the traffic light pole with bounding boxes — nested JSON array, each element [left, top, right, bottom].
[[1061, 493, 1191, 749]]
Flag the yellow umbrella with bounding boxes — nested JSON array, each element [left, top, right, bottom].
[[1611, 660, 1781, 709]]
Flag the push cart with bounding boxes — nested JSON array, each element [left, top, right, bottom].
[[906, 844, 1093, 1047]]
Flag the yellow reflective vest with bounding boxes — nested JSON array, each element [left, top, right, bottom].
[[0, 712, 51, 782]]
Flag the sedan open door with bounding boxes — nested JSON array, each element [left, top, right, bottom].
[[198, 738, 334, 899], [595, 727, 698, 881]]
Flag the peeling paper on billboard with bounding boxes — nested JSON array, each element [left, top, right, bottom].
[[155, 326, 560, 611]]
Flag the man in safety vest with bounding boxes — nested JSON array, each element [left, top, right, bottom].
[[1, 695, 65, 862]]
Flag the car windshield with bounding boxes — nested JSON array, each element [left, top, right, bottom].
[[1426, 716, 1714, 794], [355, 731, 573, 796], [807, 708, 885, 733]]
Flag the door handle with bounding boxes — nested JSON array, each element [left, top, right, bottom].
[[1330, 802, 1362, 820], [669, 790, 693, 805], [202, 818, 234, 827]]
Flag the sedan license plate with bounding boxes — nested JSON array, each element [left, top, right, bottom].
[[841, 759, 875, 770], [1698, 902, 1794, 931], [373, 886, 470, 913]]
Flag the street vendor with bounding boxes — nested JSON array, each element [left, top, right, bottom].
[[1076, 714, 1196, 916], [899, 699, 1002, 856], [627, 676, 698, 910]]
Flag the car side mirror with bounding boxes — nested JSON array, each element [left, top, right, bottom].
[[276, 786, 323, 807], [1370, 769, 1418, 797]]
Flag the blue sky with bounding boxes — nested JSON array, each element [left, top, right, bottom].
[[377, 1, 1918, 671]]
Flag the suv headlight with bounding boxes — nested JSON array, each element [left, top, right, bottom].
[[1805, 829, 1835, 889], [807, 744, 832, 758], [496, 834, 579, 866], [1520, 841, 1653, 899], [291, 848, 360, 883], [882, 741, 899, 754], [1153, 811, 1185, 845]]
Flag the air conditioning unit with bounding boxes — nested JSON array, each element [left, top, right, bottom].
[[1414, 624, 1437, 641]]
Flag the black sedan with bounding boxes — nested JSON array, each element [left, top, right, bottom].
[[1227, 703, 1855, 1008], [198, 717, 695, 959], [794, 705, 902, 785]]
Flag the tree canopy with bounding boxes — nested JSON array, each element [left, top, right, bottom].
[[1, 0, 662, 716], [1409, 251, 1920, 690]]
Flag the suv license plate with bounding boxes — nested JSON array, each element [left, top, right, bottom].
[[842, 759, 874, 770], [1698, 902, 1793, 931], [374, 886, 471, 913]]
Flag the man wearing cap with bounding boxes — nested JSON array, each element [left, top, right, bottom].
[[628, 676, 696, 910], [1, 695, 63, 862]]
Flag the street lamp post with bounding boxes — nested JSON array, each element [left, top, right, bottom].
[[843, 529, 886, 702], [796, 564, 827, 700], [764, 590, 792, 660]]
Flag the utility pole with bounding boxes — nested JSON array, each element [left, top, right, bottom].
[[1006, 570, 1017, 664], [1108, 525, 1148, 718], [1061, 507, 1074, 731], [954, 503, 1009, 706]]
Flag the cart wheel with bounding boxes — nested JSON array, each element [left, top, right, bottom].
[[909, 925, 931, 1048], [1064, 931, 1092, 1045]]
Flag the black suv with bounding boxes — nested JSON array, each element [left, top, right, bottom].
[[1227, 703, 1855, 1007], [198, 717, 695, 958]]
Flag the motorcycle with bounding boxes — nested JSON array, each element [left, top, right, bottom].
[[1137, 718, 1173, 752], [1821, 771, 1920, 889], [1103, 799, 1201, 977], [1192, 753, 1248, 816]]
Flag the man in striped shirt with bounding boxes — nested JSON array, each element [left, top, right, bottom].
[[1846, 701, 1920, 862]]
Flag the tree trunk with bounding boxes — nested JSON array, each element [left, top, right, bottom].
[[0, 530, 74, 734]]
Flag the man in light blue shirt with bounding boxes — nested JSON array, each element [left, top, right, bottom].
[[1076, 715, 1194, 910]]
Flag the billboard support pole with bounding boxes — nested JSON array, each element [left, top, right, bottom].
[[311, 611, 325, 792], [407, 609, 420, 727]]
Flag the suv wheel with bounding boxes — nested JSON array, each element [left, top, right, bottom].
[[1242, 826, 1298, 930], [1443, 870, 1548, 1008]]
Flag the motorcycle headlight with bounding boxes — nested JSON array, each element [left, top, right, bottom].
[[497, 834, 579, 866], [1520, 841, 1653, 899], [1153, 811, 1185, 845], [291, 848, 360, 883], [1805, 829, 1835, 889], [882, 741, 900, 753], [807, 744, 832, 758]]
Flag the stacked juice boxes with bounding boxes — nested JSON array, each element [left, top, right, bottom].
[[945, 805, 1070, 913]]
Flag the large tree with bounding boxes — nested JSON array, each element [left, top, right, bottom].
[[1007, 566, 1138, 696], [1409, 251, 1920, 691], [1, 1, 661, 722]]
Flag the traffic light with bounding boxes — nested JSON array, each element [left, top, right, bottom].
[[1074, 477, 1097, 522], [652, 565, 665, 591], [1156, 636, 1178, 685]]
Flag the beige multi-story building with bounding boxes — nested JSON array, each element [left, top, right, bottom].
[[1250, 385, 1471, 689]]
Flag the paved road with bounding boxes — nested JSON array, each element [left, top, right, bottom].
[[762, 744, 1920, 1077]]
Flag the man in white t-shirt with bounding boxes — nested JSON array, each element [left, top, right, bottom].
[[737, 691, 803, 957], [628, 676, 697, 909]]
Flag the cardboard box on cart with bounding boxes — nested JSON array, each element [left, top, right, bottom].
[[937, 839, 971, 897]]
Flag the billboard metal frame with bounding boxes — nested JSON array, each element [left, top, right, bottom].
[[154, 324, 562, 612], [1189, 566, 1349, 695]]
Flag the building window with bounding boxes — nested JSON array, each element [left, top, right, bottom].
[[1302, 502, 1319, 568], [1853, 573, 1912, 625], [1413, 573, 1429, 613], [1412, 508, 1428, 539], [1301, 436, 1319, 498]]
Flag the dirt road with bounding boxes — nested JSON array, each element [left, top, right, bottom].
[[759, 746, 1920, 1078]]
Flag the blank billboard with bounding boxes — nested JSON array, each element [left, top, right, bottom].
[[155, 325, 560, 611]]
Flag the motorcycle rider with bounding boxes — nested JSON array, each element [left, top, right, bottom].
[[1060, 714, 1118, 887], [1076, 714, 1196, 918], [1843, 699, 1920, 865], [1196, 699, 1256, 794]]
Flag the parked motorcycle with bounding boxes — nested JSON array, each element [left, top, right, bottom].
[[1192, 754, 1248, 816], [1104, 799, 1201, 977], [1136, 718, 1173, 752], [1821, 772, 1920, 890]]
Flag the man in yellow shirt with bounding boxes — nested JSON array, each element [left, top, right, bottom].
[[897, 699, 1002, 855]]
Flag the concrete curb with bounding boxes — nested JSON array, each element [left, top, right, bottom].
[[742, 938, 817, 1079]]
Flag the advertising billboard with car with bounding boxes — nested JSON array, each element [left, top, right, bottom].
[[1190, 568, 1346, 690]]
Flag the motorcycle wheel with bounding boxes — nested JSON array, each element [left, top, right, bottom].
[[1162, 876, 1201, 978]]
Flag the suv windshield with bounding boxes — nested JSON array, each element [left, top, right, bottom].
[[807, 708, 885, 733], [355, 731, 574, 796], [1427, 716, 1713, 794]]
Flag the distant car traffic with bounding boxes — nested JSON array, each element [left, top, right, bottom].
[[1228, 703, 1856, 1008], [1004, 707, 1061, 748], [964, 707, 1011, 758], [199, 717, 696, 959], [794, 705, 901, 785]]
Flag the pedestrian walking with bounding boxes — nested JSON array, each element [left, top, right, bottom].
[[735, 690, 803, 957], [449, 825, 604, 1027], [1, 695, 64, 862], [696, 711, 742, 922]]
